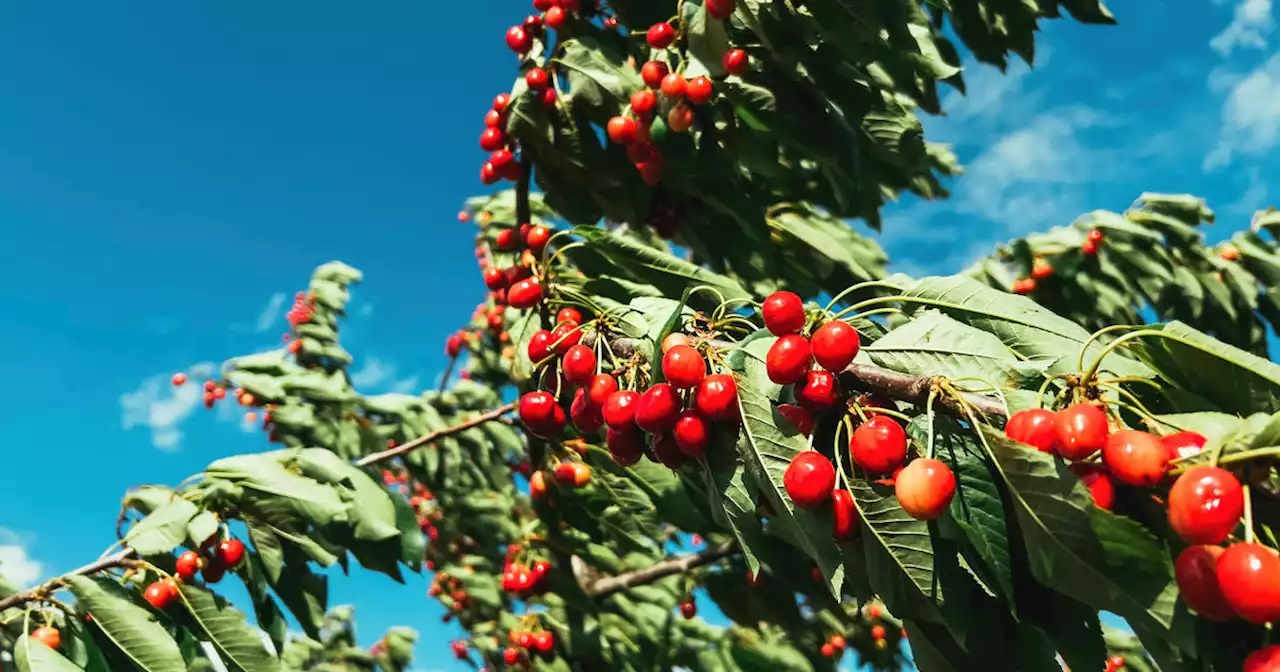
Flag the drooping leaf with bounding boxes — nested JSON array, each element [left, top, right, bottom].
[[867, 309, 1052, 389], [1127, 321, 1280, 415], [124, 499, 199, 556], [15, 634, 83, 672], [67, 576, 185, 672], [178, 585, 280, 672]]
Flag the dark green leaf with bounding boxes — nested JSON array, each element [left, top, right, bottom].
[[178, 585, 280, 672], [67, 576, 185, 672]]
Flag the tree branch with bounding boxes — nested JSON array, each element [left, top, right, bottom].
[[355, 402, 518, 467], [0, 549, 136, 612], [586, 542, 738, 599]]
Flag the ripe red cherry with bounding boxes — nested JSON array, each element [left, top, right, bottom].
[[587, 374, 618, 407], [527, 330, 554, 363], [636, 383, 680, 432], [1071, 464, 1115, 510], [686, 76, 713, 105], [30, 626, 61, 650], [722, 48, 749, 75], [607, 427, 645, 466], [766, 334, 813, 384], [679, 599, 697, 619], [545, 6, 567, 30], [851, 416, 907, 474], [556, 307, 582, 325], [571, 388, 604, 433], [171, 372, 187, 386], [895, 458, 956, 520], [484, 110, 503, 129], [660, 73, 687, 99], [784, 451, 836, 508], [673, 409, 710, 457], [143, 580, 179, 609], [795, 370, 840, 410], [705, 0, 734, 19], [778, 403, 815, 437], [821, 643, 835, 657], [647, 23, 676, 49], [663, 345, 706, 389], [1168, 466, 1244, 544], [1174, 545, 1234, 621], [1054, 403, 1109, 460], [175, 550, 201, 581], [604, 390, 640, 429], [483, 266, 508, 291], [1245, 646, 1280, 671], [503, 647, 520, 665], [506, 26, 533, 53], [1102, 430, 1169, 486], [529, 470, 548, 500], [810, 320, 860, 372], [508, 277, 544, 309], [525, 225, 551, 253], [762, 291, 805, 335], [832, 488, 859, 540], [217, 538, 246, 568], [650, 431, 688, 469], [553, 461, 578, 486], [519, 391, 558, 426], [539, 87, 558, 108], [524, 14, 544, 35], [1162, 431, 1207, 460], [1218, 543, 1280, 623], [480, 127, 506, 152], [871, 624, 887, 640], [631, 89, 657, 116], [202, 557, 226, 584], [1004, 408, 1062, 453], [607, 116, 638, 145], [489, 149, 516, 172], [550, 322, 582, 355], [641, 61, 669, 88], [695, 374, 738, 422], [562, 344, 597, 385]]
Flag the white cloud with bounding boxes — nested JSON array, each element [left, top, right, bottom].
[[120, 362, 217, 451], [357, 303, 374, 319], [1204, 52, 1280, 170], [389, 376, 420, 394], [0, 528, 44, 588], [1211, 0, 1273, 55], [254, 293, 287, 333], [351, 357, 419, 394]]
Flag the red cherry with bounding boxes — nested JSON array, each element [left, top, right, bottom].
[[525, 225, 551, 254], [527, 330, 554, 363], [631, 89, 657, 116], [673, 409, 710, 457], [1245, 646, 1280, 672], [1082, 239, 1099, 256], [545, 6, 567, 30], [493, 94, 512, 113], [30, 626, 61, 651], [202, 557, 226, 583], [508, 277, 544, 309], [562, 344, 597, 385], [553, 461, 578, 486], [480, 127, 506, 152], [706, 0, 734, 19], [766, 334, 813, 385], [1174, 545, 1235, 621], [695, 374, 739, 422], [549, 323, 581, 356], [1071, 463, 1116, 510], [520, 391, 558, 427], [777, 403, 815, 437], [680, 599, 697, 619], [647, 22, 676, 49], [641, 61, 669, 88], [1054, 403, 1109, 460], [484, 110, 503, 129], [607, 116, 638, 145], [722, 48, 749, 75], [489, 148, 516, 172], [483, 266, 508, 291], [607, 427, 645, 466], [650, 431, 688, 469], [810, 320, 860, 372], [143, 580, 179, 609], [636, 383, 680, 433], [571, 388, 604, 433], [663, 345, 706, 389], [1168, 466, 1244, 544], [660, 73, 687, 99], [1004, 408, 1062, 453], [503, 647, 520, 665], [795, 370, 839, 411], [171, 373, 187, 386], [821, 643, 835, 657], [1162, 431, 1207, 461], [523, 14, 543, 35], [871, 624, 887, 640], [175, 550, 201, 581], [686, 76, 713, 105], [1218, 543, 1280, 623], [830, 634, 846, 649], [762, 291, 805, 335], [518, 630, 535, 648], [784, 451, 836, 508], [506, 26, 533, 53], [895, 458, 956, 520], [588, 374, 619, 407], [533, 0, 553, 10], [1102, 430, 1169, 487], [556, 307, 582, 325], [530, 470, 548, 500], [851, 416, 907, 474], [539, 87, 558, 108], [832, 488, 859, 540], [603, 390, 640, 429], [216, 538, 245, 568]]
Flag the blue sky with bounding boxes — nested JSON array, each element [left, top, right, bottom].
[[0, 1, 1274, 670]]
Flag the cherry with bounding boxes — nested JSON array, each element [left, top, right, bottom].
[[851, 416, 907, 474], [662, 332, 693, 352], [830, 634, 846, 649], [640, 61, 669, 88], [647, 23, 676, 49], [508, 277, 544, 309], [545, 6, 567, 30], [667, 103, 695, 133], [722, 48, 749, 75], [1031, 259, 1054, 280], [695, 374, 739, 422], [490, 148, 516, 173], [527, 330, 555, 363], [1088, 229, 1105, 243], [571, 388, 604, 433], [530, 470, 548, 500], [832, 488, 859, 540], [1218, 543, 1280, 623], [663, 344, 706, 389], [766, 334, 813, 385], [1004, 408, 1062, 453], [777, 403, 815, 437], [202, 557, 226, 584], [631, 89, 657, 117], [821, 643, 835, 657], [795, 370, 840, 410], [588, 374, 619, 406], [503, 647, 520, 665], [811, 320, 860, 372], [143, 580, 179, 609], [1162, 431, 1207, 460], [1082, 239, 1099, 256], [539, 87, 558, 108], [30, 626, 61, 650], [673, 409, 710, 457], [1174, 545, 1234, 621], [1071, 464, 1116, 510], [535, 631, 555, 653], [451, 640, 468, 659], [679, 599, 697, 619], [215, 538, 245, 568], [1168, 466, 1243, 544], [660, 72, 687, 99], [871, 624, 887, 640], [523, 14, 543, 35], [784, 451, 836, 508], [895, 458, 956, 520], [483, 266, 508, 291], [562, 344, 597, 385], [506, 26, 533, 53], [480, 127, 506, 152], [556, 307, 582, 325], [636, 383, 680, 432], [650, 431, 688, 469], [525, 225, 551, 253], [607, 427, 645, 466], [762, 291, 805, 335], [1054, 403, 1109, 460], [532, 0, 553, 9], [519, 391, 558, 427], [607, 116, 638, 145], [176, 550, 201, 582], [559, 0, 580, 11], [1102, 430, 1169, 486], [603, 390, 640, 429], [686, 76, 713, 105], [1245, 646, 1280, 672], [706, 0, 734, 19], [553, 461, 577, 486], [171, 372, 187, 386]]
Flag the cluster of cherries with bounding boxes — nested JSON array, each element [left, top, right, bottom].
[[501, 623, 557, 666], [479, 223, 549, 311], [428, 571, 474, 614], [1012, 229, 1104, 295], [171, 374, 267, 428], [500, 556, 553, 597], [138, 537, 247, 611]]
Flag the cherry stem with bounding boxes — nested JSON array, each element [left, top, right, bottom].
[[822, 280, 902, 315], [1075, 324, 1147, 375], [1245, 484, 1256, 544], [924, 388, 938, 460]]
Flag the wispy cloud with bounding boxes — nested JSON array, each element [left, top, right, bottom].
[[0, 528, 45, 588], [1211, 0, 1273, 55], [357, 303, 374, 319], [351, 357, 419, 394], [120, 362, 217, 451], [255, 293, 287, 333], [1204, 52, 1280, 170]]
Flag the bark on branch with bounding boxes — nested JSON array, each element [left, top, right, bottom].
[[355, 402, 518, 467], [585, 542, 738, 599], [0, 549, 136, 612]]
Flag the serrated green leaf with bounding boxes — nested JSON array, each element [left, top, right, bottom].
[[125, 499, 199, 556], [178, 585, 280, 672], [15, 634, 83, 672], [1128, 321, 1280, 415], [67, 577, 185, 672], [866, 309, 1051, 388]]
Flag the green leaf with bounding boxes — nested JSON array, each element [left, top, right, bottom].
[[67, 576, 185, 672], [702, 434, 766, 578], [294, 449, 400, 542], [681, 0, 732, 79], [1127, 321, 1280, 415], [553, 37, 643, 109], [1146, 411, 1245, 442], [186, 511, 219, 550], [178, 585, 280, 672], [245, 521, 285, 583], [15, 634, 84, 672], [866, 309, 1052, 389], [205, 452, 350, 530], [125, 499, 199, 556]]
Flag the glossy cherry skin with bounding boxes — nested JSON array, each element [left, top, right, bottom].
[[217, 538, 246, 568], [679, 600, 697, 619], [534, 631, 555, 653], [483, 266, 508, 291], [784, 451, 836, 508], [762, 291, 805, 335], [631, 89, 657, 116], [588, 374, 619, 407], [1054, 403, 1110, 460], [508, 277, 544, 310], [663, 344, 706, 389], [673, 409, 711, 457], [832, 489, 860, 540], [506, 26, 532, 53], [553, 462, 577, 486], [143, 580, 179, 609], [603, 390, 641, 430], [1245, 646, 1280, 672], [556, 306, 582, 325], [1004, 408, 1062, 454], [1218, 543, 1280, 623], [1102, 430, 1170, 487], [636, 383, 681, 433], [795, 370, 840, 411], [695, 374, 739, 422], [706, 0, 734, 19], [519, 391, 558, 426], [722, 48, 749, 75], [607, 116, 638, 145], [660, 73, 687, 100], [1071, 464, 1115, 510], [30, 626, 61, 651], [810, 320, 860, 372], [1162, 431, 1207, 461], [777, 403, 815, 437], [550, 322, 582, 355], [571, 388, 604, 434], [527, 330, 554, 364], [607, 428, 645, 466], [766, 334, 813, 385], [640, 61, 669, 88], [650, 431, 688, 469], [176, 550, 201, 581], [1174, 545, 1234, 622], [480, 127, 506, 152], [647, 22, 675, 48], [1168, 466, 1244, 544], [561, 344, 597, 386], [851, 416, 908, 474], [686, 76, 713, 105], [895, 458, 956, 520]]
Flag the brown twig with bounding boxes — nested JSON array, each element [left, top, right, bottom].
[[355, 402, 518, 467], [0, 549, 137, 612], [586, 542, 738, 599]]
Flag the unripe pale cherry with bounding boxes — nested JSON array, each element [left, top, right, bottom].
[[894, 458, 956, 520]]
